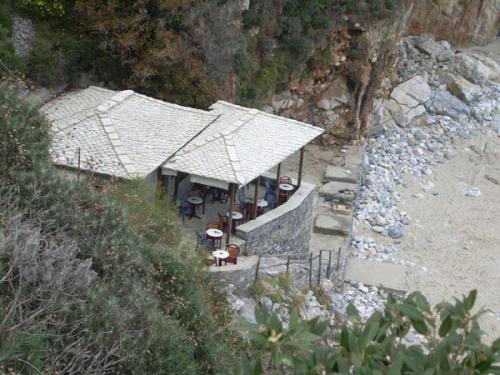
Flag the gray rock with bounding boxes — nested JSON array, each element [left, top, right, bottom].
[[388, 226, 405, 239], [239, 298, 257, 324], [442, 72, 482, 103], [491, 112, 500, 134], [444, 149, 458, 159], [390, 75, 431, 107], [260, 297, 273, 312], [427, 90, 471, 119], [453, 53, 490, 84]]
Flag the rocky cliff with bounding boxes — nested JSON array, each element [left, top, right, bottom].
[[7, 0, 500, 140]]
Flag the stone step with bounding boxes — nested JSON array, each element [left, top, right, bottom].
[[344, 257, 407, 295], [323, 165, 359, 184], [319, 181, 357, 203], [332, 203, 352, 216], [314, 214, 351, 236]]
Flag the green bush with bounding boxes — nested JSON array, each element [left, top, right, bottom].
[[0, 87, 238, 373], [26, 36, 63, 86], [0, 4, 13, 35], [238, 290, 500, 374]]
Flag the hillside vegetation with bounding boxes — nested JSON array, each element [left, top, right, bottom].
[[0, 85, 240, 374]]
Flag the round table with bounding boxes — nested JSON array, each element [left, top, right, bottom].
[[187, 196, 203, 219], [206, 228, 223, 249], [231, 212, 243, 220], [231, 211, 243, 233], [212, 250, 229, 267], [279, 183, 294, 192], [257, 199, 268, 208]]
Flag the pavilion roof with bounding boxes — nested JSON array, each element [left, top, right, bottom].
[[162, 101, 324, 185]]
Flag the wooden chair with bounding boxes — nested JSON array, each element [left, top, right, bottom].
[[217, 214, 228, 233], [222, 244, 240, 265], [206, 222, 222, 230]]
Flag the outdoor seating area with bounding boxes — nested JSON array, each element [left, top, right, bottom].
[[174, 173, 301, 266]]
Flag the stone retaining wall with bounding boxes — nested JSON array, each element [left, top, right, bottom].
[[236, 182, 316, 256]]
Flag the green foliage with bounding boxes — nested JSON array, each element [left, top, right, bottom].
[[0, 5, 26, 76], [26, 35, 62, 86], [0, 87, 238, 373], [238, 290, 500, 374], [0, 86, 49, 179]]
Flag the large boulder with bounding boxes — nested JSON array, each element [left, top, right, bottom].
[[469, 53, 500, 82], [441, 72, 482, 103], [426, 90, 471, 119], [386, 99, 427, 128], [453, 53, 491, 84], [415, 34, 454, 61], [390, 75, 431, 107]]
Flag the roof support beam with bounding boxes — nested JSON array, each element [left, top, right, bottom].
[[173, 173, 181, 201], [275, 163, 281, 206], [252, 176, 261, 219], [297, 147, 305, 188], [226, 183, 235, 244]]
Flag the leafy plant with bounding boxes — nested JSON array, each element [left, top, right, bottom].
[[237, 290, 500, 374]]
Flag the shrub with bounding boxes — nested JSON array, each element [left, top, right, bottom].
[[237, 290, 500, 374], [0, 4, 13, 35], [0, 86, 238, 374], [26, 36, 63, 86]]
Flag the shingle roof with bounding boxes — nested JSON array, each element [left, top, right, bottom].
[[162, 101, 324, 185], [43, 86, 218, 178]]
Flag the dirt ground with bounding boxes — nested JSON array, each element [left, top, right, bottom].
[[398, 132, 500, 342]]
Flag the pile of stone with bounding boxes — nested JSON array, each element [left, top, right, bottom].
[[329, 281, 388, 320], [350, 235, 402, 264], [358, 34, 500, 249]]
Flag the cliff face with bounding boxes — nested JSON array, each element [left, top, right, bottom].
[[12, 0, 499, 140], [242, 0, 500, 142]]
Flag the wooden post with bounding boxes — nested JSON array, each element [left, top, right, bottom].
[[226, 183, 235, 243], [308, 253, 313, 289], [297, 147, 305, 188], [157, 169, 166, 199], [317, 251, 322, 286], [252, 176, 260, 219], [286, 256, 290, 275], [276, 163, 281, 206], [254, 254, 261, 283], [173, 173, 181, 200], [326, 250, 332, 278], [335, 247, 342, 273]]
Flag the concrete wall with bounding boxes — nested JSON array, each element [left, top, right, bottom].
[[236, 182, 316, 256]]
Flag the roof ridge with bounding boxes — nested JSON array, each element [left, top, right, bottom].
[[222, 134, 242, 184], [131, 92, 218, 117], [96, 113, 136, 178], [212, 100, 324, 132]]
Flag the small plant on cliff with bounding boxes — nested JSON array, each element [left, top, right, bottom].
[[237, 290, 500, 374]]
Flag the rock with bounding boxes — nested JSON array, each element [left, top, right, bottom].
[[230, 298, 245, 312], [239, 298, 257, 324], [426, 90, 470, 119], [415, 35, 453, 61], [372, 225, 384, 234], [11, 16, 35, 57], [465, 187, 481, 198], [390, 75, 431, 107], [453, 53, 490, 84], [469, 53, 500, 82], [317, 98, 331, 110], [444, 149, 458, 159], [387, 99, 427, 127], [441, 72, 482, 103], [260, 297, 273, 311], [491, 112, 500, 134], [388, 226, 405, 239], [375, 214, 387, 226]]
